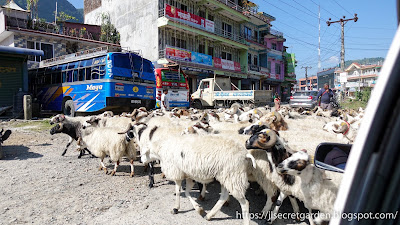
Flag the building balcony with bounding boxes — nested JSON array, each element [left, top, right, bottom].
[[158, 46, 246, 73], [265, 28, 285, 41], [345, 82, 368, 88], [158, 8, 248, 48], [191, 0, 249, 22], [268, 48, 283, 56], [4, 16, 101, 41]]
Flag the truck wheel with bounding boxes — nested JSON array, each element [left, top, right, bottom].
[[63, 100, 75, 117], [193, 101, 203, 109]]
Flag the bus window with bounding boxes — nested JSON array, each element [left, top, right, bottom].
[[78, 69, 85, 81], [85, 67, 91, 80], [62, 71, 66, 82], [73, 69, 79, 82], [99, 65, 105, 78], [92, 66, 99, 79], [66, 70, 73, 82]]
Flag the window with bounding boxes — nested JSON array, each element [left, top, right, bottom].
[[27, 41, 54, 61], [267, 61, 271, 71], [272, 43, 277, 50], [202, 81, 210, 89], [301, 80, 306, 85], [27, 41, 35, 61], [222, 22, 232, 36], [248, 53, 252, 65], [180, 4, 187, 12], [244, 26, 252, 39], [171, 37, 187, 49], [41, 43, 54, 60], [199, 44, 205, 54], [253, 55, 258, 66], [275, 63, 281, 75], [85, 67, 92, 80], [199, 10, 206, 18], [78, 69, 85, 81], [254, 30, 258, 41], [208, 46, 214, 57], [222, 51, 232, 61], [208, 14, 214, 21], [73, 70, 79, 82], [313, 79, 317, 83]]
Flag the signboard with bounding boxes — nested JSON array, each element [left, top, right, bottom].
[[191, 52, 213, 66], [340, 72, 348, 83], [260, 67, 269, 75], [165, 4, 215, 32], [213, 57, 241, 72], [165, 46, 191, 61], [181, 66, 213, 74]]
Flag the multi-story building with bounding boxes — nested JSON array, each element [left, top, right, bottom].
[[0, 0, 120, 69], [297, 75, 317, 91], [344, 62, 381, 92], [317, 67, 339, 90], [282, 51, 296, 100], [84, 0, 286, 94]]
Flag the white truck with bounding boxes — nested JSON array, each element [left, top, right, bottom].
[[191, 77, 272, 108]]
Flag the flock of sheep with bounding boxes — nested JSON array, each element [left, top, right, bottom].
[[47, 103, 365, 225]]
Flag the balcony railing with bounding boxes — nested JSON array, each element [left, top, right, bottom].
[[215, 0, 243, 13], [268, 48, 283, 56], [159, 8, 247, 44], [243, 35, 265, 45]]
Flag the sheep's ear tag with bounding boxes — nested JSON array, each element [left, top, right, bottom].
[[265, 130, 270, 134], [258, 122, 262, 125], [254, 109, 257, 114], [341, 122, 347, 126]]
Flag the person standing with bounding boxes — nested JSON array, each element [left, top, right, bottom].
[[161, 89, 169, 111], [273, 92, 281, 111], [317, 83, 334, 110]]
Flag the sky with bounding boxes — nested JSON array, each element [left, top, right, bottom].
[[68, 0, 398, 79]]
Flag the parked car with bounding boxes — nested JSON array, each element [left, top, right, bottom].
[[289, 90, 318, 108]]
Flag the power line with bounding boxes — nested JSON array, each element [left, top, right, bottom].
[[345, 36, 393, 40], [259, 0, 317, 29], [351, 26, 396, 30], [308, 0, 340, 20], [290, 0, 326, 20], [330, 0, 353, 16], [346, 48, 389, 51]]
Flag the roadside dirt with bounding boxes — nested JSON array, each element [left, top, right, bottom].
[[0, 117, 345, 225]]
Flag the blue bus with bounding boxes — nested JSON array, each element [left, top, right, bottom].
[[29, 47, 156, 116]]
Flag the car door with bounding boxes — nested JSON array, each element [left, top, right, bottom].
[[330, 13, 400, 225]]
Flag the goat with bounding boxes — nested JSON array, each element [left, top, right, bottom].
[[49, 114, 93, 158]]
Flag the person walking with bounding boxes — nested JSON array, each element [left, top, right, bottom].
[[161, 89, 170, 112], [273, 92, 281, 111], [317, 83, 334, 110]]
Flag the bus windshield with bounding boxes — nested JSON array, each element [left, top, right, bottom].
[[159, 70, 187, 89]]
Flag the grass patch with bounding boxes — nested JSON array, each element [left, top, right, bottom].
[[340, 100, 367, 110], [12, 120, 53, 132]]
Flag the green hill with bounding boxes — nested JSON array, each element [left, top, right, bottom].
[[0, 0, 83, 23], [345, 57, 385, 67]]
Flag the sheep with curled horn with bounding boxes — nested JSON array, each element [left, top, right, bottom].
[[260, 111, 288, 131], [323, 120, 356, 143]]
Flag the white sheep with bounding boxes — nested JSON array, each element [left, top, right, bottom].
[[136, 123, 256, 225], [276, 150, 342, 225]]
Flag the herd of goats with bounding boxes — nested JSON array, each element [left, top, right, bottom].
[[1, 103, 365, 225]]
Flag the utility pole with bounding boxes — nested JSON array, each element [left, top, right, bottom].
[[318, 5, 321, 71], [302, 66, 312, 90], [327, 14, 358, 71]]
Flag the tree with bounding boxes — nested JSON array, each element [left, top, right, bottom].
[[99, 13, 120, 44], [26, 0, 39, 19], [56, 11, 78, 22]]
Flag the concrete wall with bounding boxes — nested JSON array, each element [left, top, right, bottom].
[[85, 0, 159, 62]]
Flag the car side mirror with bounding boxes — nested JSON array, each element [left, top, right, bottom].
[[314, 142, 352, 173]]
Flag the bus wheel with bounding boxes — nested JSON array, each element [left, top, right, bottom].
[[193, 101, 203, 109], [63, 100, 75, 117]]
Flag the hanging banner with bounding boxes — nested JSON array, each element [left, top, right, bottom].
[[165, 46, 191, 62], [191, 52, 213, 66], [165, 4, 215, 33], [213, 58, 241, 72]]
